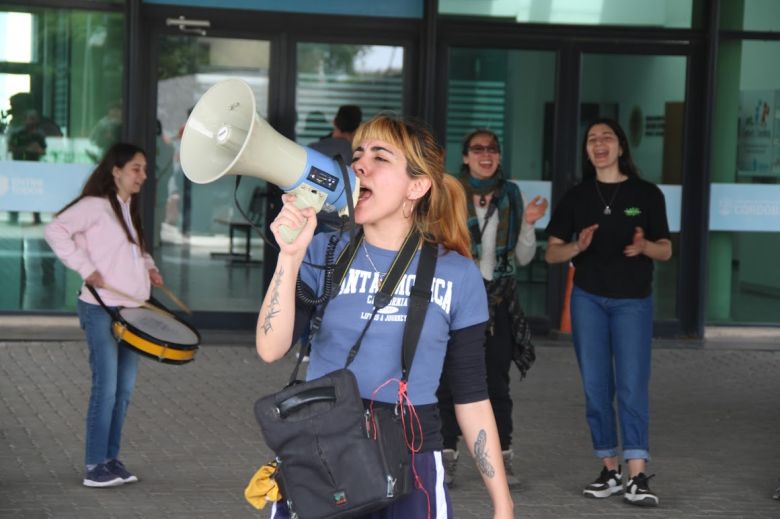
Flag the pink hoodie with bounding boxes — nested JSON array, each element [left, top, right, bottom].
[[45, 195, 157, 307]]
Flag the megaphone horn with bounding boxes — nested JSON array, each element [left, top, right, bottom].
[[180, 78, 359, 243]]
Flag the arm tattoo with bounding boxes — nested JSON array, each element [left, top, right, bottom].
[[262, 267, 284, 335], [474, 429, 495, 478]]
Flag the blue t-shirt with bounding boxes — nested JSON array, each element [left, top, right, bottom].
[[300, 232, 489, 405]]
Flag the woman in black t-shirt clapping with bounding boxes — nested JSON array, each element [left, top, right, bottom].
[[545, 118, 671, 508]]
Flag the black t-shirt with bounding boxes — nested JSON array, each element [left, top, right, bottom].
[[545, 176, 670, 298]]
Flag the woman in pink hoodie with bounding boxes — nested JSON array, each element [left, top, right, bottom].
[[45, 142, 163, 488]]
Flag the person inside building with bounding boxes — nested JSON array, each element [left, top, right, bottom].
[[544, 118, 671, 507], [308, 104, 362, 161], [307, 104, 364, 233], [7, 108, 48, 224]]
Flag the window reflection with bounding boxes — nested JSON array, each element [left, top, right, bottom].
[[295, 43, 404, 145], [708, 39, 780, 323], [446, 47, 556, 318], [0, 7, 125, 312], [439, 0, 693, 28], [0, 12, 33, 62], [154, 35, 271, 312]]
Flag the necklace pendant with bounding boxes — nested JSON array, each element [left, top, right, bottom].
[[603, 206, 611, 215], [479, 195, 487, 208]]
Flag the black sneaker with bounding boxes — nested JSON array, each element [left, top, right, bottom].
[[83, 464, 124, 488], [583, 465, 623, 498], [106, 459, 138, 483], [624, 472, 659, 507]]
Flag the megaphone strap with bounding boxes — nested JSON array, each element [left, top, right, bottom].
[[371, 230, 421, 309]]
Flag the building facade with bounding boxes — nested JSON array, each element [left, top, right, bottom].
[[1, 0, 778, 336]]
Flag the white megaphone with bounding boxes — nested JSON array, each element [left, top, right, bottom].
[[180, 78, 359, 243]]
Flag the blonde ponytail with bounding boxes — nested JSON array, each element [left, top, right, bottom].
[[418, 173, 471, 257]]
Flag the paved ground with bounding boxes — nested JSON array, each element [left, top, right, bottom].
[[0, 318, 779, 518]]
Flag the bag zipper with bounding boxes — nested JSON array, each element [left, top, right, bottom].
[[275, 457, 299, 519], [369, 409, 397, 498], [315, 436, 338, 488]]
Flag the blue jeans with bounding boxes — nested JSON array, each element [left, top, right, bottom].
[[77, 300, 139, 466], [570, 286, 653, 461]]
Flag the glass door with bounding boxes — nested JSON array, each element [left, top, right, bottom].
[[442, 45, 689, 328], [579, 53, 687, 321], [293, 42, 405, 144], [153, 35, 270, 312], [0, 6, 125, 312], [444, 47, 557, 318]]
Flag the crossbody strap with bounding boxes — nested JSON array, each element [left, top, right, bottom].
[[343, 229, 421, 367], [287, 228, 422, 384], [400, 241, 437, 382]]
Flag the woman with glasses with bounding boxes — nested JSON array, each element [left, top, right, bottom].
[[437, 128, 548, 488], [545, 118, 671, 507]]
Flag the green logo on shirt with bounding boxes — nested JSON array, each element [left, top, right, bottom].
[[624, 207, 642, 217]]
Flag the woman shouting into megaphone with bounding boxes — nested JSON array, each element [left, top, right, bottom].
[[256, 115, 514, 518]]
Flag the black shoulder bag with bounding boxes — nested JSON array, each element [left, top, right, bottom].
[[254, 230, 438, 519]]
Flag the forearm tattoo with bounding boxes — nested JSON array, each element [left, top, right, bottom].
[[262, 267, 284, 335], [474, 429, 495, 478]]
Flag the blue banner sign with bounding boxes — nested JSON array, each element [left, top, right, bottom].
[[0, 161, 91, 212], [1, 164, 776, 233], [710, 183, 780, 232]]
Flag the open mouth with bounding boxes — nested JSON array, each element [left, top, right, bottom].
[[358, 186, 373, 202]]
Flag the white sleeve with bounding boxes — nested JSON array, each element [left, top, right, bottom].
[[514, 192, 537, 267]]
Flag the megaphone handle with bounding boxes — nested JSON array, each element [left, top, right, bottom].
[[279, 185, 327, 244], [279, 220, 305, 244]]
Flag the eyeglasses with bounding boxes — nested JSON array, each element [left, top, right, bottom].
[[467, 145, 500, 155]]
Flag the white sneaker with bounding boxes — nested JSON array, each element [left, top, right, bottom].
[[583, 465, 623, 498], [623, 472, 659, 507]]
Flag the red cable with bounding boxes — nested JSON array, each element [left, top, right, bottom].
[[370, 378, 431, 519]]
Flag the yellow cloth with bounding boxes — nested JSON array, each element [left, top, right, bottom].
[[244, 461, 282, 510]]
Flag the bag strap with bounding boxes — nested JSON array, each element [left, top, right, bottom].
[[287, 230, 437, 391], [400, 241, 437, 382], [85, 284, 118, 318], [343, 229, 421, 367], [287, 228, 420, 383]]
